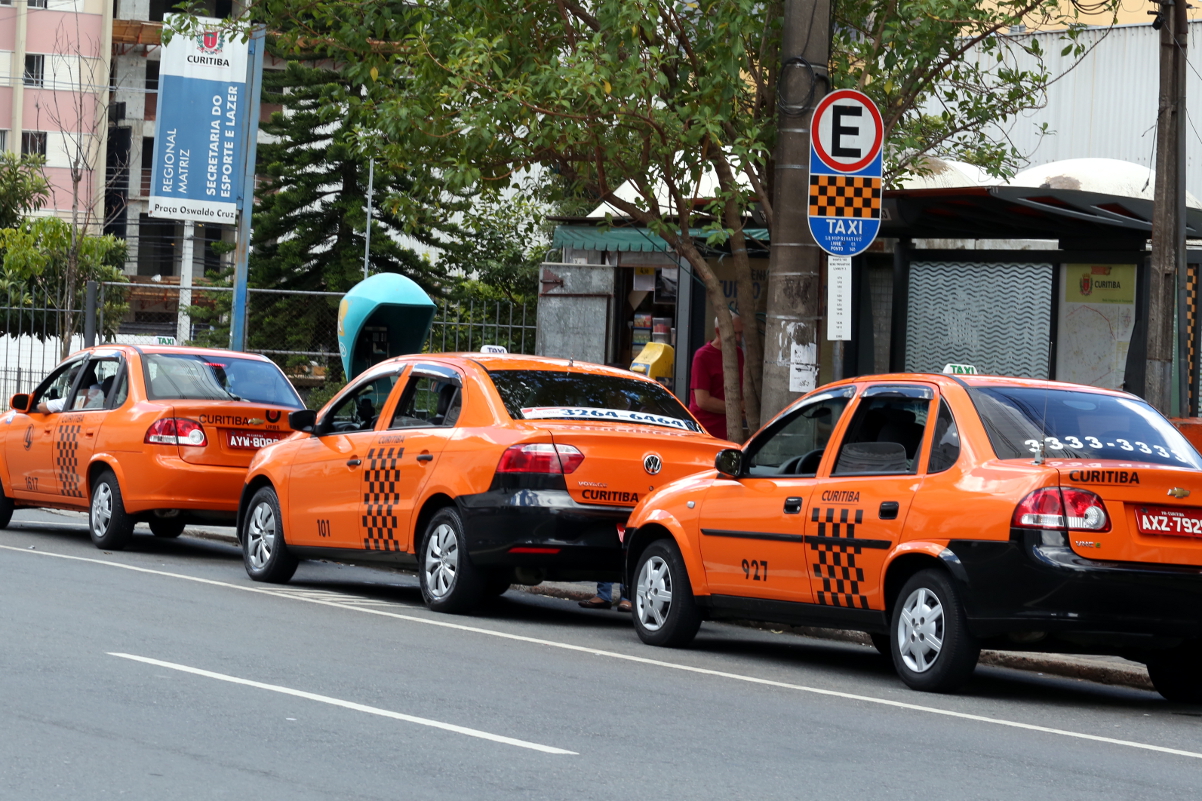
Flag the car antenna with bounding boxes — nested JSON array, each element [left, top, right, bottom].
[[568, 357, 574, 369]]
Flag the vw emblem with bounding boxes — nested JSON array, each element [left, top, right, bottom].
[[643, 454, 662, 475]]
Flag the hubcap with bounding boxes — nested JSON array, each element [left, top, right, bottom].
[[246, 501, 276, 571], [424, 523, 458, 599], [636, 555, 673, 632], [897, 586, 945, 673], [91, 483, 112, 538]]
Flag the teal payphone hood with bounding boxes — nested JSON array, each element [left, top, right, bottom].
[[337, 273, 436, 380]]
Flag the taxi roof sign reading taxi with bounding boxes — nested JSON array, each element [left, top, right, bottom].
[[943, 363, 978, 375], [808, 89, 884, 258]]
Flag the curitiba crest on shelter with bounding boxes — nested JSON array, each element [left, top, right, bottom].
[[808, 89, 884, 257]]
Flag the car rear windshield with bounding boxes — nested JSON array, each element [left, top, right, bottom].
[[144, 354, 302, 408], [971, 386, 1202, 469], [487, 369, 701, 432]]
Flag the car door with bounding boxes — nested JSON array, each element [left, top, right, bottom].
[[696, 387, 856, 602], [805, 384, 936, 611], [6, 357, 87, 498], [362, 364, 464, 553], [286, 366, 403, 548], [52, 354, 125, 501]]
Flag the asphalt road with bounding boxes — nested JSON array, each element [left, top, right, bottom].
[[4, 509, 1202, 800]]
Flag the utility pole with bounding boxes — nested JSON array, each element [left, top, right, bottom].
[[760, 0, 832, 417], [1147, 0, 1188, 414]]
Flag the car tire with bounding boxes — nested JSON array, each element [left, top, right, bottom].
[[89, 470, 135, 551], [242, 486, 299, 584], [869, 632, 891, 657], [0, 480, 14, 529], [1146, 644, 1202, 703], [149, 518, 186, 538], [632, 539, 701, 648], [890, 569, 980, 693], [482, 572, 512, 597], [419, 507, 483, 613]]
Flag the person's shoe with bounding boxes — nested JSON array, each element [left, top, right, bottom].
[[578, 596, 612, 609], [616, 599, 632, 613]]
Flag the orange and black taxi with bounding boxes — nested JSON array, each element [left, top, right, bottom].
[[236, 353, 729, 612], [622, 373, 1202, 701], [0, 345, 303, 549]]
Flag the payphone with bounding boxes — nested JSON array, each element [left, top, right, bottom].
[[337, 273, 437, 381]]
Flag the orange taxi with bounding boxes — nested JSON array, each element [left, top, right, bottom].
[[0, 345, 303, 549], [623, 373, 1202, 701], [236, 353, 729, 612]]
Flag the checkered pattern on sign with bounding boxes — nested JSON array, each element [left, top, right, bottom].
[[361, 446, 404, 551], [1189, 264, 1198, 409], [810, 506, 868, 609], [808, 175, 882, 219], [55, 423, 84, 498]]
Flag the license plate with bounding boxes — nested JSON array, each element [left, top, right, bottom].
[[1135, 505, 1202, 537], [227, 430, 287, 450]]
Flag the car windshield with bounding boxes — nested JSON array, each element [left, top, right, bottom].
[[487, 369, 701, 432], [144, 354, 302, 408], [971, 385, 1202, 469]]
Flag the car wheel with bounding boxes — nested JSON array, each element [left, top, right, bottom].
[[242, 487, 298, 583], [149, 518, 186, 538], [90, 470, 134, 551], [0, 480, 13, 529], [1147, 644, 1202, 703], [632, 539, 701, 648], [419, 507, 482, 613], [890, 569, 980, 693]]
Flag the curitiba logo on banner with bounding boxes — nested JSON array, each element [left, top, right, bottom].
[[149, 14, 250, 224]]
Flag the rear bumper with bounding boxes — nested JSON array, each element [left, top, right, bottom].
[[119, 452, 246, 514], [457, 489, 630, 580], [948, 530, 1202, 643]]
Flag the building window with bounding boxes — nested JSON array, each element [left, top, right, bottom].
[[28, 0, 47, 8], [24, 54, 44, 88], [0, 131, 7, 153], [21, 132, 47, 157], [1010, 23, 1027, 34]]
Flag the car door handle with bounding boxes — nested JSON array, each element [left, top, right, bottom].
[[879, 501, 900, 520], [416, 453, 434, 463], [783, 497, 803, 515], [346, 458, 362, 467]]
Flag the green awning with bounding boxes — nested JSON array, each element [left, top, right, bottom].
[[553, 225, 769, 253]]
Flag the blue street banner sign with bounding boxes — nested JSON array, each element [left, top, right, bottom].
[[149, 15, 250, 223], [808, 89, 884, 257]]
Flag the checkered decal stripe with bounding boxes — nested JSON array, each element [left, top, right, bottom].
[[1188, 264, 1197, 408], [810, 506, 868, 609], [55, 424, 84, 498], [361, 446, 403, 551], [808, 175, 882, 219]]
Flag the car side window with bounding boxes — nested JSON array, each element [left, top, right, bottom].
[[70, 358, 122, 411], [390, 376, 462, 429], [109, 367, 130, 408], [323, 373, 399, 433], [833, 388, 933, 476], [32, 359, 86, 413], [744, 391, 853, 477], [927, 401, 961, 473]]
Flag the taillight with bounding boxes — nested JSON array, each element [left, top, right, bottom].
[[496, 443, 584, 474], [145, 418, 207, 447], [1013, 487, 1109, 531]]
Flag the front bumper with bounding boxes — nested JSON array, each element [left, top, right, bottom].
[[948, 530, 1202, 643], [457, 489, 630, 581]]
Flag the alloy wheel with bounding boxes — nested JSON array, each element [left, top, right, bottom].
[[897, 586, 945, 673], [636, 555, 673, 632], [424, 523, 458, 599], [246, 502, 276, 571], [91, 483, 112, 539]]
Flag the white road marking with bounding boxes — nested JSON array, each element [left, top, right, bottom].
[[5, 543, 1201, 761], [108, 652, 576, 755]]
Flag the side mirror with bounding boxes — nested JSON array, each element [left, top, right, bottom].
[[9, 393, 31, 413], [715, 448, 743, 478], [288, 409, 317, 433]]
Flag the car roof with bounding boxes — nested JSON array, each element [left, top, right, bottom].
[[818, 372, 1136, 399], [76, 345, 275, 362], [387, 352, 660, 381]]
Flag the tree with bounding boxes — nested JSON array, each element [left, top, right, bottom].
[[441, 196, 548, 305], [219, 1, 1113, 435], [0, 153, 50, 230]]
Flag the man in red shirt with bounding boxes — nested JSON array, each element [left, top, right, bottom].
[[688, 314, 744, 441]]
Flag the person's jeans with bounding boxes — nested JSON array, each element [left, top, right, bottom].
[[596, 582, 629, 603]]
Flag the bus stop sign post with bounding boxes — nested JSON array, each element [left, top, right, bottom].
[[230, 25, 266, 352]]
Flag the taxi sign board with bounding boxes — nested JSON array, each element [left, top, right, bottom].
[[943, 363, 978, 375], [808, 89, 884, 257]]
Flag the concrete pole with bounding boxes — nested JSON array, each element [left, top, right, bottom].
[[11, 0, 27, 154], [759, 0, 831, 417], [1148, 0, 1188, 414], [363, 157, 374, 280], [176, 221, 194, 344]]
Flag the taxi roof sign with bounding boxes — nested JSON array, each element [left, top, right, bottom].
[[943, 363, 978, 375], [808, 89, 884, 258]]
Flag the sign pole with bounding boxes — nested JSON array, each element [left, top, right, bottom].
[[230, 25, 265, 352]]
